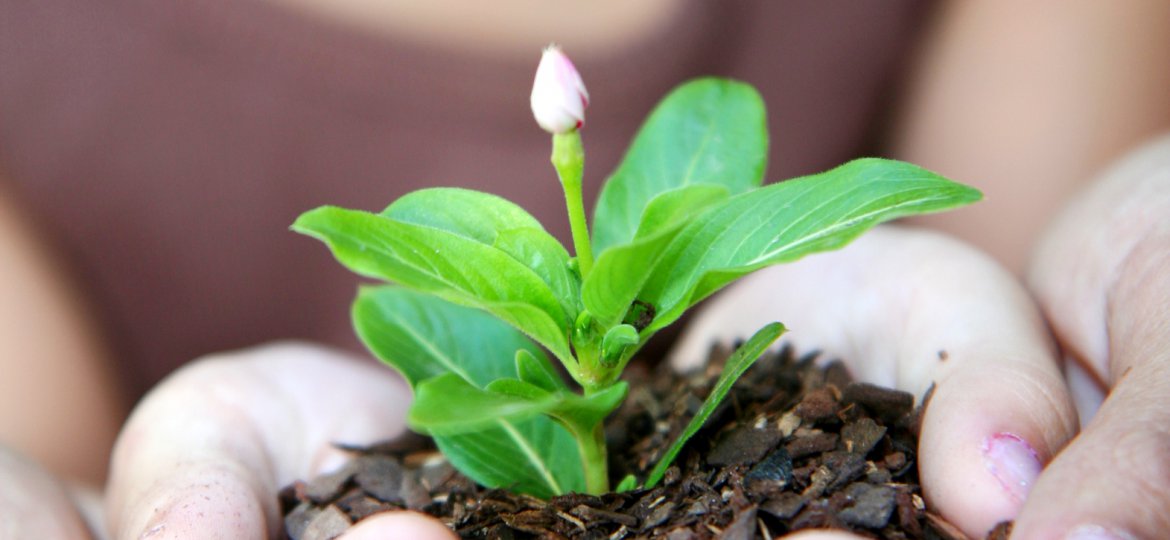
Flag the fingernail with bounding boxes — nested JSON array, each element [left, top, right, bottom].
[[981, 432, 1042, 504], [1066, 524, 1136, 540]]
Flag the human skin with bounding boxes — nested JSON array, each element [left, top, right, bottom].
[[894, 0, 1170, 274], [0, 178, 124, 486], [3, 1, 1170, 538], [1013, 136, 1170, 539], [671, 226, 1078, 536], [0, 224, 1073, 539]]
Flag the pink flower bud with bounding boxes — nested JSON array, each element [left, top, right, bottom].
[[530, 45, 589, 134]]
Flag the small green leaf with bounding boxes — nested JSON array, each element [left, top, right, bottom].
[[615, 474, 638, 492], [584, 184, 730, 327], [411, 374, 555, 435], [516, 349, 567, 393], [642, 158, 983, 332], [600, 324, 639, 367], [294, 206, 573, 363], [428, 377, 628, 439], [547, 382, 629, 431], [486, 378, 553, 401], [645, 322, 786, 488], [350, 286, 582, 496], [592, 78, 767, 254]]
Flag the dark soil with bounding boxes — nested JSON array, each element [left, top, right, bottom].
[[280, 345, 1013, 540]]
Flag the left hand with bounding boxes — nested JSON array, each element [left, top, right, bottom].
[[103, 342, 456, 540]]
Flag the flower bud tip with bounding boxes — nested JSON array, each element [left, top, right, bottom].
[[530, 45, 589, 134]]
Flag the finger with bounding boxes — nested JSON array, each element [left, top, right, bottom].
[[1017, 135, 1170, 539], [670, 225, 1078, 537], [1028, 134, 1170, 386], [781, 531, 870, 540], [0, 445, 93, 539], [105, 341, 442, 539], [339, 512, 456, 540]]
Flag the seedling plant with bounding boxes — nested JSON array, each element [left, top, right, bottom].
[[293, 46, 981, 498]]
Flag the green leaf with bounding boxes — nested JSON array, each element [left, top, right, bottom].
[[493, 228, 579, 318], [383, 188, 579, 319], [631, 183, 731, 239], [434, 418, 583, 499], [414, 376, 627, 439], [350, 286, 583, 496], [410, 374, 556, 434], [600, 324, 639, 366], [353, 286, 547, 387], [547, 381, 629, 430], [381, 187, 545, 241], [615, 474, 638, 493], [592, 78, 767, 254], [642, 158, 983, 332], [645, 322, 786, 488], [515, 349, 567, 393], [410, 374, 624, 498], [487, 378, 553, 401], [583, 184, 730, 327], [294, 206, 573, 363]]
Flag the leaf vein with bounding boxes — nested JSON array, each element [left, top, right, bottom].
[[497, 419, 563, 494]]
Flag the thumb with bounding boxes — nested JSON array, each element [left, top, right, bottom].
[[1018, 233, 1170, 539], [1018, 134, 1170, 539]]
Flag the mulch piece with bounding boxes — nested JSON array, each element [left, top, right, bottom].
[[280, 344, 1011, 539]]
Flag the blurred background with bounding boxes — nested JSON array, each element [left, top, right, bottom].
[[0, 0, 933, 397]]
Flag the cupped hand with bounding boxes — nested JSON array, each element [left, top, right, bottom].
[[670, 225, 1079, 538], [1014, 135, 1170, 540], [103, 342, 455, 540]]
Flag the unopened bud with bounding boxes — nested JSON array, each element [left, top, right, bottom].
[[530, 45, 589, 134]]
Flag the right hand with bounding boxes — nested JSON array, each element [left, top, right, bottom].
[[670, 225, 1077, 538]]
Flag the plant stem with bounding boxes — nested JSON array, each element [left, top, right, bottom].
[[552, 131, 593, 278], [576, 422, 609, 494]]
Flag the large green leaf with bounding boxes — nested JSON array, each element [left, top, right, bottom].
[[293, 206, 573, 362], [383, 188, 579, 318], [642, 158, 983, 332], [583, 184, 730, 327], [352, 286, 547, 387], [381, 187, 545, 240], [350, 286, 583, 497], [591, 78, 767, 255], [645, 322, 785, 488]]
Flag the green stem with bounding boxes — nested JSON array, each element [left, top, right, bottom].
[[552, 131, 593, 278], [576, 422, 609, 494]]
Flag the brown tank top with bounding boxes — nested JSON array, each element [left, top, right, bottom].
[[0, 0, 928, 398]]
